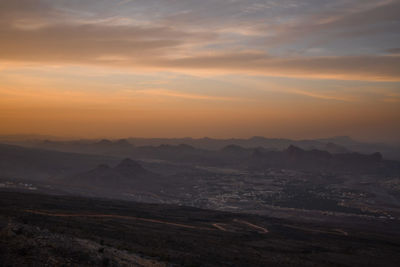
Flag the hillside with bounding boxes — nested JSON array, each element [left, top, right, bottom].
[[1, 192, 400, 266]]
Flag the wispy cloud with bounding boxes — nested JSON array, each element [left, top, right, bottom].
[[134, 89, 249, 102], [385, 48, 400, 55], [290, 90, 358, 102], [1, 0, 399, 81], [382, 92, 400, 103]]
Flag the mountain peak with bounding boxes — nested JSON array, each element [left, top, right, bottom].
[[371, 152, 383, 161], [324, 142, 349, 154], [115, 139, 131, 146], [249, 136, 266, 141], [116, 158, 141, 167], [286, 145, 304, 154], [222, 144, 245, 153], [114, 158, 147, 176], [96, 163, 111, 170], [97, 139, 113, 145]]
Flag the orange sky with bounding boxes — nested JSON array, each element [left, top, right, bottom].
[[1, 0, 399, 142]]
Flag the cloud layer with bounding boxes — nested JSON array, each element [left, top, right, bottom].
[[1, 0, 399, 81]]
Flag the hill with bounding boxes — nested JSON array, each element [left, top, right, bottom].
[[68, 158, 162, 193], [1, 191, 400, 266], [0, 143, 119, 181]]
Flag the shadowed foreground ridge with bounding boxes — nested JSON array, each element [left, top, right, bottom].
[[1, 192, 400, 267]]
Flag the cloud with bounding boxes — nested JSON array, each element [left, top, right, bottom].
[[382, 92, 400, 103], [134, 89, 248, 102], [1, 0, 399, 81], [254, 0, 400, 46], [290, 90, 357, 102], [153, 52, 400, 81], [2, 20, 399, 81], [385, 48, 400, 54], [0, 23, 183, 61]]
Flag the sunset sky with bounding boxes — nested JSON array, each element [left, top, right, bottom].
[[1, 0, 399, 142]]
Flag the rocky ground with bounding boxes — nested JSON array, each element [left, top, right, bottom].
[[0, 217, 164, 267]]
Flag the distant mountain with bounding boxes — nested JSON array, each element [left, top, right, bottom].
[[316, 136, 354, 144], [126, 136, 400, 160], [323, 142, 349, 154], [68, 158, 161, 193], [3, 135, 399, 160], [133, 144, 212, 163], [35, 139, 135, 156], [316, 136, 400, 160], [249, 145, 400, 174], [114, 158, 147, 174], [0, 134, 70, 142], [0, 143, 118, 181], [221, 144, 247, 154]]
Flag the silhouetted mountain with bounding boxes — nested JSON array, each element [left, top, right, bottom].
[[96, 139, 113, 146], [324, 142, 349, 154], [158, 144, 196, 152], [317, 136, 357, 146], [123, 137, 399, 160], [34, 139, 135, 156], [248, 145, 398, 174], [286, 145, 332, 160], [68, 158, 160, 194], [221, 144, 247, 154], [4, 135, 399, 160], [0, 143, 118, 181], [133, 144, 212, 163], [114, 158, 148, 177], [70, 164, 126, 189], [115, 139, 132, 146]]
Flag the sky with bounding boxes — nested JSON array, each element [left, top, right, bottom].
[[0, 0, 399, 142]]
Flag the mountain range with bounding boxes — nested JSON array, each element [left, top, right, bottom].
[[1, 135, 400, 160]]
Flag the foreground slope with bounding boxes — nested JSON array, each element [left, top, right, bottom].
[[1, 192, 400, 266]]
